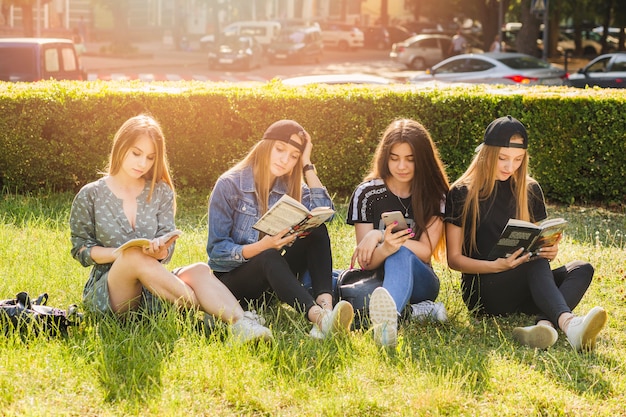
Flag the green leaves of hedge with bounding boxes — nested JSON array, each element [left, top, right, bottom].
[[1, 80, 624, 205]]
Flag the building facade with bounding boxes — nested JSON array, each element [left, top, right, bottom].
[[1, 0, 413, 40]]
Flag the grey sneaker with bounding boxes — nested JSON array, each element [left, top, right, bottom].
[[410, 300, 448, 323], [310, 301, 354, 339], [369, 287, 398, 347], [231, 311, 273, 343], [566, 306, 607, 351]]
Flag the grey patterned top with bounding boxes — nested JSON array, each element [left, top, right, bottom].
[[69, 177, 176, 295]]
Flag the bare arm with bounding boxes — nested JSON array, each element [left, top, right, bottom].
[[445, 222, 530, 274]]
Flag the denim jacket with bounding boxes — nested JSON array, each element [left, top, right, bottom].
[[207, 165, 334, 272]]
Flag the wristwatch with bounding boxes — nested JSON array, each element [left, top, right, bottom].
[[302, 164, 316, 175]]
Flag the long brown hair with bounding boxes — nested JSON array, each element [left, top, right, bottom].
[[231, 139, 303, 215], [452, 136, 537, 255], [366, 118, 449, 260], [106, 114, 176, 211]]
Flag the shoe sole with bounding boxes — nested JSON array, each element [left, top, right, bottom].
[[369, 287, 398, 347], [512, 325, 558, 349], [331, 301, 354, 334], [580, 307, 608, 351]]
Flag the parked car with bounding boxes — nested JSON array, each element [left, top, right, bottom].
[[361, 26, 414, 50], [319, 22, 364, 51], [200, 20, 281, 51], [207, 35, 264, 70], [537, 32, 601, 57], [410, 52, 567, 86], [390, 34, 482, 70], [567, 52, 626, 88], [280, 73, 393, 86], [0, 37, 84, 82], [266, 26, 323, 64]]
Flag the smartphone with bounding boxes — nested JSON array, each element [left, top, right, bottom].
[[381, 211, 409, 233]]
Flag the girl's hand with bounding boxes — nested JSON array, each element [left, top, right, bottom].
[[537, 237, 561, 262], [144, 234, 179, 260], [300, 130, 313, 165], [350, 229, 382, 269], [379, 222, 414, 254], [492, 247, 531, 272], [260, 226, 299, 251]]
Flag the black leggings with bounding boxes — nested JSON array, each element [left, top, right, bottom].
[[214, 224, 333, 318], [461, 259, 594, 326]]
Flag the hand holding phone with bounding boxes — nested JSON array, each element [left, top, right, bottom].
[[381, 211, 409, 233]]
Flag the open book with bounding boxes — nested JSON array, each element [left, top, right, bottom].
[[253, 194, 334, 237], [113, 229, 182, 255], [487, 218, 568, 260]]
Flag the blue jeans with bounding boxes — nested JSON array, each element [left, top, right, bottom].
[[382, 246, 440, 313]]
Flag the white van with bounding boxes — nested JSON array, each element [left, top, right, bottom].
[[201, 21, 281, 50]]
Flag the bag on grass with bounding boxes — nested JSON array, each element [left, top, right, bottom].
[[336, 268, 384, 330], [0, 292, 82, 336]]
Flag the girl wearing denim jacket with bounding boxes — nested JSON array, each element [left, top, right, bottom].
[[207, 120, 354, 339]]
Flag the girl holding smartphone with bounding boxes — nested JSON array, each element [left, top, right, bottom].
[[347, 118, 450, 347]]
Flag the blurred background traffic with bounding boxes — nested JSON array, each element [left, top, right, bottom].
[[0, 0, 625, 87]]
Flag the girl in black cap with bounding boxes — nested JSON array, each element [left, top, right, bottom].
[[445, 115, 607, 351], [207, 120, 354, 339]]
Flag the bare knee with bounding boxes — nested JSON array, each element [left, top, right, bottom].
[[175, 262, 213, 282]]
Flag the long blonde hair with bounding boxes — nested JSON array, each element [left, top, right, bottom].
[[365, 118, 449, 261], [231, 140, 303, 215], [106, 114, 176, 212], [452, 138, 538, 255]]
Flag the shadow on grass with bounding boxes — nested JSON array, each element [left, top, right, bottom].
[[91, 308, 181, 407]]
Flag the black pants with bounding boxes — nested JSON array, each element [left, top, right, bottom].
[[461, 259, 594, 326], [214, 224, 333, 318]]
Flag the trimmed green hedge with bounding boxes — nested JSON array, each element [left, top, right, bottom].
[[1, 80, 625, 204]]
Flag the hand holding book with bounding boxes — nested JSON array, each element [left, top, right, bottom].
[[487, 218, 567, 261], [253, 194, 334, 238], [113, 229, 182, 256]]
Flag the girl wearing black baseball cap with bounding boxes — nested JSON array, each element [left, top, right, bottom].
[[207, 120, 354, 339], [444, 115, 607, 351]]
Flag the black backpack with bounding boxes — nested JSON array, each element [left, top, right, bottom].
[[0, 292, 82, 336], [336, 268, 384, 330]]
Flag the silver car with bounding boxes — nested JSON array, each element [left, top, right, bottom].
[[410, 52, 567, 86], [390, 34, 452, 70]]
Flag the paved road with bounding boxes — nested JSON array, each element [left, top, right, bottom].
[[81, 40, 588, 83], [81, 41, 411, 82]]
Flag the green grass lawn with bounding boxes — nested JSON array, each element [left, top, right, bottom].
[[1, 190, 625, 417]]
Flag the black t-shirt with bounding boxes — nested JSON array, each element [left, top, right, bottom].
[[347, 178, 445, 237], [444, 178, 547, 260]]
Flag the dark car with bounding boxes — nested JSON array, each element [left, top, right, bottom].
[[207, 35, 264, 70], [0, 37, 84, 82], [361, 26, 414, 50], [567, 52, 626, 88], [267, 26, 323, 64]]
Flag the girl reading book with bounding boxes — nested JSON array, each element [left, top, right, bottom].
[[207, 119, 354, 339], [347, 118, 450, 347], [445, 115, 607, 350], [70, 115, 271, 342]]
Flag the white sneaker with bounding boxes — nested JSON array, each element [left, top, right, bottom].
[[231, 311, 273, 343], [369, 287, 398, 347], [410, 300, 448, 323], [566, 306, 608, 351], [310, 301, 354, 339], [512, 324, 559, 349]]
